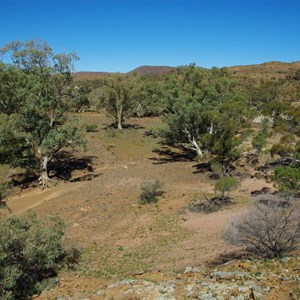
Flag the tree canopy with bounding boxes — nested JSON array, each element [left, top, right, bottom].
[[0, 39, 85, 187]]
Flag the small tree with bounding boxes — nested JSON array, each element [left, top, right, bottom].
[[224, 200, 300, 258], [98, 73, 137, 129], [0, 213, 67, 299], [214, 176, 238, 199]]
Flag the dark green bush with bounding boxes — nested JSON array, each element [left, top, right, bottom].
[[0, 213, 68, 299]]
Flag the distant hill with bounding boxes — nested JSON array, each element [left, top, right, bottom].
[[128, 65, 175, 76], [228, 61, 300, 79], [74, 61, 300, 81]]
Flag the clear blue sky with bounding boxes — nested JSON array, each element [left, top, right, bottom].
[[1, 0, 299, 72]]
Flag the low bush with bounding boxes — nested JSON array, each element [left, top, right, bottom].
[[0, 213, 76, 299], [189, 194, 233, 213], [85, 122, 98, 132], [139, 179, 163, 204], [223, 199, 300, 258]]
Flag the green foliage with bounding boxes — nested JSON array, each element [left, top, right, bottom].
[[252, 132, 267, 154], [270, 134, 298, 159], [98, 73, 138, 129], [272, 166, 300, 196], [161, 65, 250, 168], [0, 182, 7, 207], [214, 176, 238, 198], [139, 179, 163, 204], [210, 161, 223, 179], [0, 40, 85, 185], [0, 213, 67, 299], [84, 122, 98, 132], [133, 76, 166, 117], [71, 81, 91, 112]]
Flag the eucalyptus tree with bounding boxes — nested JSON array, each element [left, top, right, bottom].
[[0, 40, 85, 187], [98, 73, 138, 129], [162, 65, 250, 169]]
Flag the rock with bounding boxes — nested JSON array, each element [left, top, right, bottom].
[[238, 286, 250, 293], [210, 271, 249, 280], [184, 266, 201, 273], [96, 289, 106, 296], [107, 279, 136, 288], [198, 293, 217, 300]]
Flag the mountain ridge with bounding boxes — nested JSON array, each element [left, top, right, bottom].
[[74, 60, 300, 80]]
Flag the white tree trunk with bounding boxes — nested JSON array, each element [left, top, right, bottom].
[[37, 149, 51, 188], [182, 127, 203, 158], [117, 108, 123, 129], [190, 137, 203, 157]]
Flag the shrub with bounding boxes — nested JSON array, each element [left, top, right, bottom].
[[214, 176, 238, 198], [189, 194, 232, 213], [223, 200, 300, 258], [0, 182, 7, 207], [85, 122, 98, 132], [0, 213, 68, 299], [271, 166, 300, 197], [210, 161, 223, 179], [139, 179, 163, 204]]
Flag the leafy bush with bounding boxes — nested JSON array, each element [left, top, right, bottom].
[[85, 122, 98, 132], [272, 166, 300, 197], [224, 199, 300, 258], [139, 179, 163, 204], [0, 213, 69, 299], [210, 161, 223, 179], [214, 176, 238, 198]]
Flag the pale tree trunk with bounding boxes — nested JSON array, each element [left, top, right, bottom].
[[36, 146, 52, 188], [189, 137, 203, 157], [117, 107, 123, 129], [182, 127, 203, 158]]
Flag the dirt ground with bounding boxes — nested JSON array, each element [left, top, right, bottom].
[[2, 113, 295, 299]]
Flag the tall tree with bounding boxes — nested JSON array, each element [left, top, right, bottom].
[[0, 40, 85, 187], [161, 65, 250, 168]]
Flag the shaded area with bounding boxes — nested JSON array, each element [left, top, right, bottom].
[[150, 146, 194, 164], [192, 162, 211, 174], [103, 122, 144, 130], [50, 151, 98, 182], [207, 250, 251, 268]]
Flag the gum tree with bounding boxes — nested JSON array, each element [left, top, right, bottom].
[[0, 40, 85, 187], [98, 73, 137, 129]]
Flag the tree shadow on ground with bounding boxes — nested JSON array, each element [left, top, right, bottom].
[[192, 162, 211, 174], [149, 146, 195, 164], [102, 122, 144, 130], [207, 250, 251, 268], [50, 151, 100, 182]]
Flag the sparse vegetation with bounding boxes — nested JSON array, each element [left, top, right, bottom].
[[0, 38, 300, 298], [224, 199, 300, 258], [139, 179, 164, 204], [189, 193, 233, 213]]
